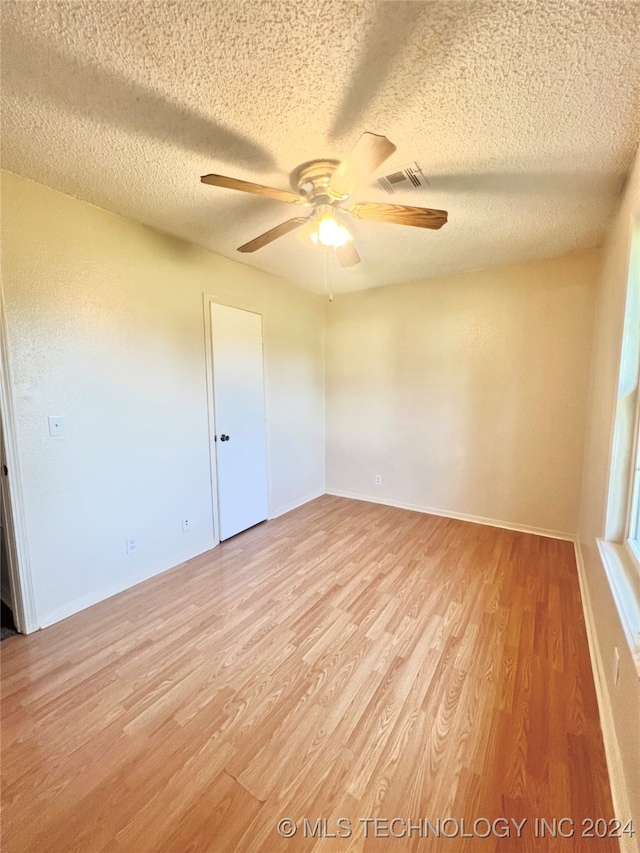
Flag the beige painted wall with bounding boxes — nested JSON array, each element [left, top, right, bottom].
[[578, 145, 640, 836], [0, 171, 325, 628], [325, 250, 599, 536]]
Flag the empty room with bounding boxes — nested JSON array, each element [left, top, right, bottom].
[[1, 1, 639, 851]]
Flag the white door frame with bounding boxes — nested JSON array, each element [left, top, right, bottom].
[[0, 288, 38, 633], [202, 294, 272, 545]]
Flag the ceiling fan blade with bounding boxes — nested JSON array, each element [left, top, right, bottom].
[[348, 202, 448, 229], [201, 173, 305, 205], [335, 242, 361, 267], [328, 132, 397, 198], [237, 216, 309, 253]]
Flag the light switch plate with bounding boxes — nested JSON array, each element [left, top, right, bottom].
[[48, 415, 64, 436]]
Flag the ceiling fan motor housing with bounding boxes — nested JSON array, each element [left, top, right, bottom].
[[290, 159, 347, 205]]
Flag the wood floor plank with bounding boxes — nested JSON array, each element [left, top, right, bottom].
[[1, 496, 618, 851]]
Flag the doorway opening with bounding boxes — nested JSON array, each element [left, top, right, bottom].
[[1, 416, 19, 638]]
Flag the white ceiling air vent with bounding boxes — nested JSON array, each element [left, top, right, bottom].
[[377, 162, 429, 194]]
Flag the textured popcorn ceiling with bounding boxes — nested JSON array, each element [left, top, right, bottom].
[[2, 1, 639, 294]]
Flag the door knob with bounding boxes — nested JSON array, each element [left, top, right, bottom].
[[220, 434, 230, 442]]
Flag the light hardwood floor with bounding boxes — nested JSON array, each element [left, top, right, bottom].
[[1, 496, 618, 852]]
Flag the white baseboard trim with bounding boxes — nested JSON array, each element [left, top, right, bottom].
[[325, 489, 575, 541], [269, 490, 325, 520], [37, 543, 214, 630], [574, 541, 637, 853]]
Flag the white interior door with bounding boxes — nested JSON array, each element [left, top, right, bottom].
[[211, 303, 268, 541]]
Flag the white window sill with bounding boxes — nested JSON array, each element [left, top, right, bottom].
[[597, 539, 640, 679]]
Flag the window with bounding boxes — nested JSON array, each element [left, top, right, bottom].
[[626, 399, 640, 567], [622, 217, 640, 574], [597, 213, 640, 675]]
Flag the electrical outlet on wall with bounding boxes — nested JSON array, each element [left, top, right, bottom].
[[126, 537, 137, 555], [48, 415, 64, 437], [375, 475, 382, 486], [613, 646, 620, 686], [182, 518, 192, 533]]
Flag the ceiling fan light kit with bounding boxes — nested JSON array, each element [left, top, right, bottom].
[[298, 204, 353, 249], [317, 214, 351, 248], [200, 132, 448, 268]]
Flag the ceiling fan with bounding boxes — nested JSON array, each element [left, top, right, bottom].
[[200, 132, 448, 267]]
